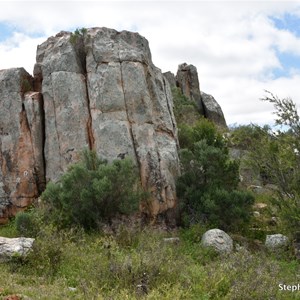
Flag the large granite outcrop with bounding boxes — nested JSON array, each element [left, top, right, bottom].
[[0, 28, 180, 222], [0, 68, 45, 223]]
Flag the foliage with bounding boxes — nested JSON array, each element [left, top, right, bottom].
[[177, 118, 254, 230], [178, 117, 226, 150], [21, 77, 32, 95], [70, 27, 87, 45], [262, 90, 300, 137], [41, 150, 143, 230], [233, 92, 300, 238], [15, 208, 43, 237], [0, 220, 18, 238], [0, 226, 299, 299], [172, 87, 200, 126], [229, 123, 271, 150]]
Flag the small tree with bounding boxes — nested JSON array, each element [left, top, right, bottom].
[[41, 150, 144, 230], [177, 118, 254, 230], [258, 92, 300, 237]]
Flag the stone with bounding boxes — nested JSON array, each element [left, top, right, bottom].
[[176, 63, 204, 115], [201, 91, 227, 128], [163, 237, 180, 244], [201, 229, 233, 254], [33, 27, 180, 219], [175, 63, 227, 128], [265, 234, 289, 251], [253, 202, 268, 210], [0, 68, 45, 224], [253, 211, 260, 217], [163, 71, 177, 88], [0, 237, 34, 262], [0, 28, 230, 222]]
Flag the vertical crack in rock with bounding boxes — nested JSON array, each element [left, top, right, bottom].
[[119, 61, 142, 179], [12, 97, 39, 209], [40, 94, 47, 191], [50, 78, 63, 171], [84, 74, 95, 150], [71, 32, 95, 151], [86, 88, 95, 150], [23, 92, 47, 193]]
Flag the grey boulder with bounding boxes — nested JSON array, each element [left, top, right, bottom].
[[201, 229, 233, 254], [0, 236, 34, 261], [265, 234, 289, 251]]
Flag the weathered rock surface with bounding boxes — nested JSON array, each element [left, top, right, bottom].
[[1, 27, 180, 221], [175, 63, 227, 128], [176, 63, 204, 115], [0, 68, 45, 223], [265, 234, 289, 251], [201, 229, 233, 254], [0, 236, 34, 261], [201, 91, 227, 128], [163, 71, 176, 88]]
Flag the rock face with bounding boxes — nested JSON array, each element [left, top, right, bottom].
[[201, 92, 227, 128], [0, 68, 45, 223], [163, 71, 176, 88], [0, 237, 34, 262], [0, 28, 180, 222], [201, 229, 233, 254], [174, 63, 227, 128], [176, 63, 204, 115]]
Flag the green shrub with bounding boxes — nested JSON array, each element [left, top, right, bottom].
[[172, 87, 200, 126], [70, 27, 87, 45], [178, 118, 226, 151], [177, 119, 254, 230], [0, 220, 18, 238], [23, 226, 79, 277], [200, 189, 254, 231], [15, 209, 42, 237], [41, 150, 144, 230]]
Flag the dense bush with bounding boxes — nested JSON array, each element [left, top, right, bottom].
[[177, 118, 254, 230], [236, 92, 300, 238], [15, 209, 42, 237], [41, 150, 144, 230]]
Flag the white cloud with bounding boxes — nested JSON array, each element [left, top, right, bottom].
[[0, 1, 300, 126], [0, 32, 46, 73]]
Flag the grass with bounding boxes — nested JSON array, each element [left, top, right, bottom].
[[0, 222, 299, 299]]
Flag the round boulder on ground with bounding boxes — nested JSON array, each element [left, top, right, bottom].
[[201, 229, 233, 254]]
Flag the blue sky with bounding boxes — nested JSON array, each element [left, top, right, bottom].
[[271, 13, 300, 78], [0, 22, 12, 41], [0, 1, 300, 126], [272, 13, 300, 37]]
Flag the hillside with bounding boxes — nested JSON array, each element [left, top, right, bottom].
[[0, 28, 299, 300]]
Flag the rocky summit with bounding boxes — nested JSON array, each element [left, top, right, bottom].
[[0, 27, 227, 223]]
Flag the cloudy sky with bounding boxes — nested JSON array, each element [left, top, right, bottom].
[[1, 1, 300, 126]]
